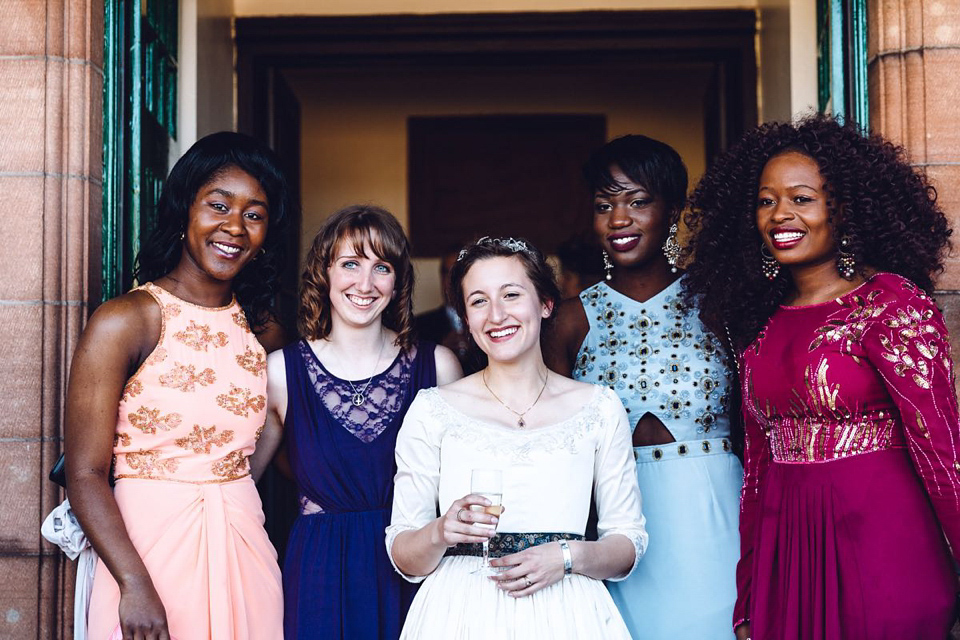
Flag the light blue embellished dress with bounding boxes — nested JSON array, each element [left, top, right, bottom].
[[573, 279, 742, 639]]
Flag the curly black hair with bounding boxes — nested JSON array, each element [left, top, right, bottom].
[[682, 113, 951, 351], [133, 132, 293, 333]]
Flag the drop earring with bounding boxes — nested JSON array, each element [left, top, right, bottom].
[[602, 250, 614, 281], [662, 223, 681, 274], [760, 243, 780, 281], [837, 235, 856, 280]]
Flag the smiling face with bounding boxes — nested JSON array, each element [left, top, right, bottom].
[[593, 166, 673, 270], [462, 256, 552, 365], [326, 234, 396, 330], [180, 165, 269, 283], [756, 151, 836, 272]]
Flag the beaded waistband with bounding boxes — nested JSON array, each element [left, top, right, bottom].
[[113, 472, 251, 485], [634, 437, 732, 464], [445, 532, 584, 558]]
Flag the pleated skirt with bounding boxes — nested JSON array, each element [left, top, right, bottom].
[[748, 449, 956, 640], [399, 555, 632, 639], [87, 477, 283, 640]]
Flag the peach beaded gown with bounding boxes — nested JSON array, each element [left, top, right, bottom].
[[87, 283, 282, 640]]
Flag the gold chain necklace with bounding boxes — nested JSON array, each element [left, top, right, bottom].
[[481, 369, 548, 428]]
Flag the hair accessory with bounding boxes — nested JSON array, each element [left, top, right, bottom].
[[662, 223, 681, 273], [457, 236, 534, 262], [602, 250, 614, 281], [559, 539, 573, 575], [837, 235, 856, 280], [482, 368, 548, 428], [759, 243, 780, 281]]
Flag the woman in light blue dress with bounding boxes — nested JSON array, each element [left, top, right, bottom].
[[546, 135, 742, 639]]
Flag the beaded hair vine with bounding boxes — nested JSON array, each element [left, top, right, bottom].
[[457, 236, 535, 261]]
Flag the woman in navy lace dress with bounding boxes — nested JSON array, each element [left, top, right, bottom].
[[257, 205, 462, 639]]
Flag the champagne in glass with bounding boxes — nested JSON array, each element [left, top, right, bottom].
[[469, 468, 503, 576]]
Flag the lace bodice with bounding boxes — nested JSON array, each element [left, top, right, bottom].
[[386, 386, 648, 582], [574, 279, 733, 440], [297, 340, 415, 443]]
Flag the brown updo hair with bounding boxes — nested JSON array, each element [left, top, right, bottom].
[[448, 237, 561, 338], [299, 205, 415, 350]]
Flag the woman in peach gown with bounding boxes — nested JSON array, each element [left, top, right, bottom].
[[65, 132, 291, 640]]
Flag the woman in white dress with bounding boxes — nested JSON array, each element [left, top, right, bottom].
[[386, 237, 647, 639]]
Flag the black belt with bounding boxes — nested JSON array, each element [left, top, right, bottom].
[[444, 532, 584, 558]]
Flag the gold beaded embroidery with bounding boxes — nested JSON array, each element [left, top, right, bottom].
[[216, 383, 266, 417], [162, 302, 182, 319], [121, 378, 143, 402], [124, 449, 180, 477], [174, 320, 229, 352], [212, 450, 249, 480], [232, 311, 249, 330], [236, 346, 267, 377], [159, 363, 217, 392], [175, 424, 235, 454], [114, 432, 132, 448], [128, 406, 183, 434], [143, 347, 168, 366]]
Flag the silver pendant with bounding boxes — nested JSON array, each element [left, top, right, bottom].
[[352, 392, 365, 406]]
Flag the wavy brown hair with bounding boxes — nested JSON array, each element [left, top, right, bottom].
[[299, 205, 415, 350], [682, 114, 951, 351]]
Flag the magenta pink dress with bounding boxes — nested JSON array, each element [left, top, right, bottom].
[[736, 273, 960, 639], [87, 283, 282, 640]]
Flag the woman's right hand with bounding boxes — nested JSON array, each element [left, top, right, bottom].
[[436, 494, 502, 547], [117, 579, 170, 640]]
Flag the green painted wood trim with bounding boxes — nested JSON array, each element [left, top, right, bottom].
[[126, 0, 142, 284], [101, 0, 124, 302], [829, 0, 846, 118], [849, 0, 869, 128]]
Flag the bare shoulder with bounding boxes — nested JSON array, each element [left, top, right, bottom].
[[546, 372, 597, 401], [82, 289, 161, 351], [432, 344, 464, 385]]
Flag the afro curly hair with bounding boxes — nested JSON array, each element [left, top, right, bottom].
[[681, 113, 951, 351]]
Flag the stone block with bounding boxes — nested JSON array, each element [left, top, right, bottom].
[[0, 175, 44, 301], [0, 58, 46, 173], [921, 49, 960, 164], [924, 0, 960, 47], [0, 304, 44, 440], [0, 0, 48, 56], [0, 557, 40, 638], [0, 440, 43, 552]]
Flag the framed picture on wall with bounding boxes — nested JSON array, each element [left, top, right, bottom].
[[408, 114, 606, 256]]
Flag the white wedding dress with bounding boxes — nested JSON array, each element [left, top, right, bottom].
[[386, 386, 647, 639]]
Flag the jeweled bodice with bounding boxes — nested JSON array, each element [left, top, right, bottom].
[[743, 274, 954, 465], [113, 283, 267, 483], [573, 279, 732, 439]]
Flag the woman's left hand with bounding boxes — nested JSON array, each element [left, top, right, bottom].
[[488, 542, 565, 597]]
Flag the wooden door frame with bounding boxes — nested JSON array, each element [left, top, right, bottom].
[[235, 10, 758, 152]]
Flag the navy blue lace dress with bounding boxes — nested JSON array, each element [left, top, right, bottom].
[[282, 339, 437, 639]]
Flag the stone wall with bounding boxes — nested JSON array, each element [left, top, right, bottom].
[[0, 0, 103, 636], [868, 0, 960, 398]]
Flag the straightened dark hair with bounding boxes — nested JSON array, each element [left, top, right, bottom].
[[133, 131, 293, 333]]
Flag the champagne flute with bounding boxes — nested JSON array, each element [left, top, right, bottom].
[[469, 468, 503, 576]]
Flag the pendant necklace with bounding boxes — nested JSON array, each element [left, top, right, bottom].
[[482, 368, 548, 428], [346, 332, 386, 406]]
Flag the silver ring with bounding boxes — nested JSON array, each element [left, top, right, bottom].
[[524, 577, 533, 588], [456, 508, 467, 523]]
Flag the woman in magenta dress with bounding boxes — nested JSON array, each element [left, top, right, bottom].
[[683, 114, 957, 640]]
